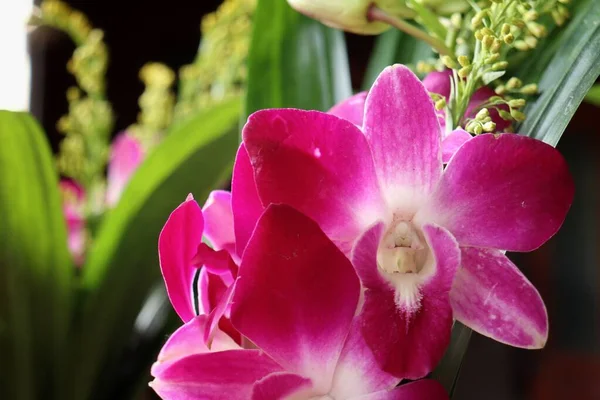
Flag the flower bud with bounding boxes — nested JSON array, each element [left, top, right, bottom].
[[286, 0, 414, 35], [508, 99, 526, 109], [520, 83, 538, 95]]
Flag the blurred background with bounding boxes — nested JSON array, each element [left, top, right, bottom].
[[4, 0, 599, 398]]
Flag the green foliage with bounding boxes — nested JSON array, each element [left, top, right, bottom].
[[585, 85, 600, 107], [517, 0, 600, 146], [0, 112, 73, 400], [245, 0, 352, 118]]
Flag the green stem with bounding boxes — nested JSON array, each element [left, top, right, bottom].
[[368, 6, 452, 56]]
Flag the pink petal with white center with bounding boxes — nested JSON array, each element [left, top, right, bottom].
[[328, 91, 368, 127], [232, 144, 264, 256], [329, 322, 399, 399], [251, 372, 314, 400], [416, 133, 574, 252], [158, 196, 204, 322], [441, 128, 472, 163], [243, 109, 386, 250], [106, 132, 144, 207], [352, 223, 460, 379], [231, 204, 361, 392], [151, 315, 239, 376], [363, 65, 443, 212], [451, 247, 548, 348], [351, 379, 448, 400], [202, 190, 236, 256], [150, 349, 282, 400]]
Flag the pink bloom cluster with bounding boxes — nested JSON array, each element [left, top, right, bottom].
[[150, 65, 574, 399]]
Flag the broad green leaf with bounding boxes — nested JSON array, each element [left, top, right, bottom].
[[245, 0, 352, 117], [584, 84, 600, 107], [69, 98, 241, 400], [516, 0, 600, 146], [362, 29, 433, 90], [0, 111, 73, 400]]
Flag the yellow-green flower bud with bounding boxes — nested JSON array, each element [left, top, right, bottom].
[[495, 85, 507, 95], [435, 98, 446, 110], [441, 55, 459, 69], [476, 108, 490, 120], [510, 109, 526, 122], [498, 109, 513, 121], [520, 83, 538, 95], [482, 35, 494, 50], [473, 124, 483, 135], [506, 77, 523, 90], [514, 40, 530, 51], [482, 121, 496, 132], [491, 61, 509, 71], [458, 66, 471, 78], [457, 55, 471, 67], [450, 13, 462, 29], [508, 99, 526, 109], [485, 53, 500, 63], [491, 38, 502, 53], [501, 23, 511, 36], [524, 36, 538, 49], [286, 0, 414, 35], [528, 22, 547, 38], [503, 33, 514, 44]]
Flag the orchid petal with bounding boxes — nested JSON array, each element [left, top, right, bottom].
[[422, 70, 452, 98], [363, 65, 442, 212], [351, 379, 449, 400], [243, 109, 386, 251], [106, 132, 144, 207], [441, 128, 472, 163], [352, 223, 459, 379], [232, 144, 264, 256], [451, 247, 548, 348], [328, 91, 367, 127], [197, 268, 228, 315], [204, 281, 236, 344], [329, 322, 399, 399], [150, 349, 282, 400], [158, 196, 204, 322], [231, 204, 360, 392], [251, 372, 313, 400], [416, 133, 574, 251], [202, 190, 236, 255]]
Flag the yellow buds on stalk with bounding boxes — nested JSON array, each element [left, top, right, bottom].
[[286, 0, 414, 35]]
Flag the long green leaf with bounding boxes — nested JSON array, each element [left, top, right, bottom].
[[245, 0, 352, 117], [69, 98, 241, 400], [516, 0, 600, 146], [362, 29, 433, 90], [0, 111, 73, 400]]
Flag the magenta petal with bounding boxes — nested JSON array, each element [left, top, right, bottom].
[[353, 380, 448, 400], [330, 322, 399, 398], [150, 349, 282, 400], [363, 65, 442, 211], [231, 204, 361, 391], [422, 70, 451, 98], [232, 144, 264, 256], [451, 247, 548, 348], [418, 133, 574, 251], [251, 372, 314, 400], [106, 132, 144, 207], [158, 196, 204, 322], [441, 128, 472, 163], [202, 190, 236, 255], [328, 91, 368, 127], [243, 109, 386, 250], [352, 223, 459, 379], [204, 281, 236, 344]]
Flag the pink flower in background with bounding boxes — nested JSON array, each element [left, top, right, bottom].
[[106, 132, 145, 207], [59, 179, 86, 266], [151, 204, 448, 400], [242, 65, 574, 378]]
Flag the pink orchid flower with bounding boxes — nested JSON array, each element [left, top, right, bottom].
[[106, 132, 145, 207], [240, 65, 574, 379], [151, 204, 448, 400], [158, 192, 242, 344], [59, 179, 87, 266]]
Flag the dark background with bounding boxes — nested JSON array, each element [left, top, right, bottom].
[[28, 1, 600, 399]]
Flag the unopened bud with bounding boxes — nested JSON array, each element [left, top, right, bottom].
[[458, 55, 471, 67], [495, 85, 507, 95], [435, 98, 446, 110], [520, 83, 538, 95], [458, 66, 472, 78], [510, 109, 526, 122], [524, 36, 538, 48], [482, 121, 496, 132], [501, 23, 511, 36], [498, 109, 513, 121], [503, 33, 514, 44], [524, 10, 538, 21], [506, 77, 523, 90], [508, 99, 526, 108], [441, 55, 459, 69], [476, 108, 490, 120], [491, 61, 509, 71], [286, 0, 414, 35], [491, 38, 502, 53], [482, 35, 494, 49], [450, 13, 462, 29], [528, 22, 547, 38], [485, 53, 500, 63], [514, 40, 530, 51]]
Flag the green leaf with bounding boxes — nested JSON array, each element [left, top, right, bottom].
[[431, 322, 473, 397], [0, 111, 73, 400], [516, 0, 600, 146], [584, 84, 600, 107], [69, 98, 241, 400], [245, 0, 352, 117], [362, 29, 433, 90]]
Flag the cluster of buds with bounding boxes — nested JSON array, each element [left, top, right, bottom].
[[130, 63, 176, 146], [465, 107, 497, 134], [174, 0, 255, 123], [32, 0, 114, 195]]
